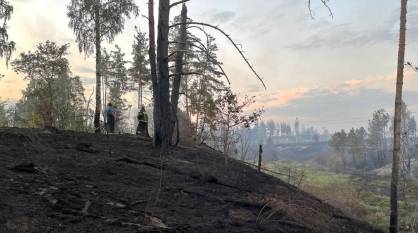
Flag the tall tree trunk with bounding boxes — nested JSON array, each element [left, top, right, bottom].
[[169, 4, 188, 142], [102, 72, 107, 126], [104, 75, 107, 118], [223, 120, 231, 168], [148, 0, 160, 146], [195, 109, 200, 142], [94, 2, 102, 133], [390, 0, 407, 232], [156, 0, 171, 151], [194, 79, 203, 142], [138, 74, 142, 108], [184, 75, 190, 120]]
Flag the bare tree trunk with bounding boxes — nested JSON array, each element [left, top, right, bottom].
[[195, 109, 200, 142], [194, 79, 203, 142], [148, 0, 160, 146], [184, 75, 190, 120], [390, 1, 407, 232], [169, 3, 188, 142], [138, 74, 142, 108], [156, 0, 171, 150], [104, 75, 107, 116], [94, 1, 102, 133], [102, 72, 107, 128], [223, 114, 231, 168]]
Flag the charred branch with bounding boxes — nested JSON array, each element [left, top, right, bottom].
[[168, 41, 231, 84], [168, 72, 203, 78], [308, 0, 334, 19], [169, 22, 266, 89], [169, 0, 191, 8]]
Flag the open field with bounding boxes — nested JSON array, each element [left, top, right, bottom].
[[263, 161, 418, 232]]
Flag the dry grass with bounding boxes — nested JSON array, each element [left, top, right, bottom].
[[303, 183, 369, 220]]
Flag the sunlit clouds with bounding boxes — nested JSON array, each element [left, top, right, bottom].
[[2, 0, 418, 131]]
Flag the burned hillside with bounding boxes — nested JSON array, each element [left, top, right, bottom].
[[0, 128, 383, 233]]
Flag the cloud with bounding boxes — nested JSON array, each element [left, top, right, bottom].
[[253, 87, 311, 109], [287, 23, 396, 50], [252, 74, 394, 110], [262, 87, 418, 131], [287, 2, 418, 50], [228, 0, 306, 38], [256, 67, 418, 131], [339, 69, 418, 94], [200, 9, 236, 24]]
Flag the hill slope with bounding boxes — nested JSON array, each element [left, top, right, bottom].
[[0, 128, 383, 233]]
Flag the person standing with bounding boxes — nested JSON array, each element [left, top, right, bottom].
[[136, 106, 149, 137], [106, 103, 116, 133]]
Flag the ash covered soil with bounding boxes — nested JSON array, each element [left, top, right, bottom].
[[0, 128, 383, 233]]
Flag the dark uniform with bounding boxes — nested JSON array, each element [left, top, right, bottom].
[[136, 107, 149, 137]]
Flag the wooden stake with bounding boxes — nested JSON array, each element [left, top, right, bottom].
[[258, 144, 263, 172]]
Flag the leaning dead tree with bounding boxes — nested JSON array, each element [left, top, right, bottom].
[[169, 4, 188, 146], [148, 0, 161, 147], [148, 0, 266, 152], [390, 1, 408, 232]]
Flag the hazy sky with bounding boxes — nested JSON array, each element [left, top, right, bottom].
[[2, 0, 418, 132]]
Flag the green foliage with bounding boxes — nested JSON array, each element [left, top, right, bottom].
[[267, 162, 418, 231], [129, 27, 151, 90], [347, 127, 367, 168], [11, 41, 85, 130], [0, 101, 9, 127], [102, 45, 130, 132], [368, 109, 390, 165], [12, 41, 70, 81], [329, 106, 418, 171], [0, 0, 15, 69], [209, 88, 263, 155], [67, 0, 138, 55], [68, 0, 138, 132], [181, 35, 226, 141], [329, 129, 347, 167], [107, 45, 129, 109]]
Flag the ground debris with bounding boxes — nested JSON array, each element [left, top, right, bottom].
[[9, 162, 37, 173], [81, 200, 91, 215], [76, 142, 100, 153]]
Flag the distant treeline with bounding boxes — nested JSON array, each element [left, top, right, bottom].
[[329, 104, 417, 176]]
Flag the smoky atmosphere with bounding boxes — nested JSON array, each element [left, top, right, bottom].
[[0, 0, 416, 233]]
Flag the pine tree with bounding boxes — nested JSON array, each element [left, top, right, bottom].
[[107, 45, 129, 132], [0, 0, 15, 78], [67, 0, 138, 133], [130, 27, 151, 109], [11, 41, 85, 129]]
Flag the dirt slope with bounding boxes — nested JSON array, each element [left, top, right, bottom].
[[0, 128, 383, 233]]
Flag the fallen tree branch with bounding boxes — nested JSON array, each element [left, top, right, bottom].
[[115, 157, 164, 170]]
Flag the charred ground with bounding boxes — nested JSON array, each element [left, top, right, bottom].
[[0, 128, 383, 233]]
